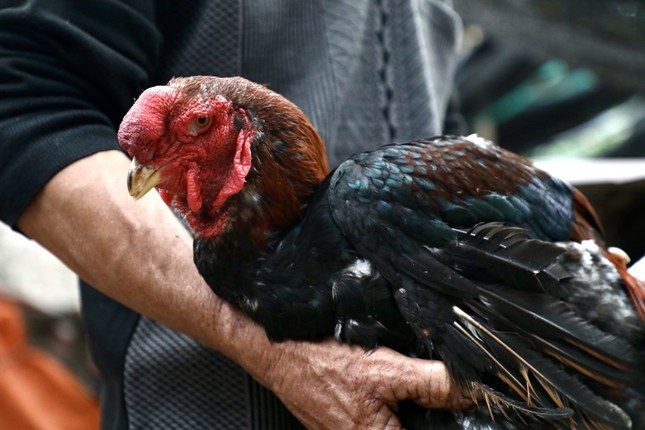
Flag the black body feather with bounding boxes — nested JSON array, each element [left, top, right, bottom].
[[195, 136, 644, 429]]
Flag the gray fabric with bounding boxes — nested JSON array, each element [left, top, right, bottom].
[[124, 317, 251, 429], [242, 0, 462, 167], [122, 0, 461, 428], [124, 317, 302, 429], [325, 0, 462, 165]]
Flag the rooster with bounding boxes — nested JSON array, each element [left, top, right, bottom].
[[118, 76, 644, 429]]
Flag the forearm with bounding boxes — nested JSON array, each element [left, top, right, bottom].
[[16, 150, 269, 369], [17, 150, 469, 428]]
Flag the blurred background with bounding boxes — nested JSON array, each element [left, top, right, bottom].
[[453, 0, 645, 261], [0, 0, 643, 426]]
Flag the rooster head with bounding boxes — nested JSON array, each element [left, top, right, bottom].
[[118, 76, 329, 239]]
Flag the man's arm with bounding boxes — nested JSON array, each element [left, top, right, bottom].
[[17, 150, 469, 428]]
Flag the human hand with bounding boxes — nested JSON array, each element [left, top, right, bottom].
[[244, 338, 471, 429]]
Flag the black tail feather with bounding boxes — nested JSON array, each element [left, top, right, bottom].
[[478, 286, 637, 371], [447, 223, 572, 297], [494, 333, 632, 430], [471, 299, 637, 388], [453, 306, 633, 429], [375, 222, 639, 429]]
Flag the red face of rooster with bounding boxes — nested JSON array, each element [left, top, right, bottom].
[[118, 76, 328, 239], [118, 81, 255, 237]]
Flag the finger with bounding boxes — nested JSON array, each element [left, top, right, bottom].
[[372, 405, 402, 430], [408, 359, 473, 409], [375, 354, 472, 410]]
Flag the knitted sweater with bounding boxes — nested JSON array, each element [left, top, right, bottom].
[[0, 1, 462, 428]]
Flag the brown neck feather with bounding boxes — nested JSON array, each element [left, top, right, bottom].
[[195, 76, 330, 242], [251, 116, 329, 234], [170, 76, 329, 241]]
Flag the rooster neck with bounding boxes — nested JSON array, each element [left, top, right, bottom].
[[191, 166, 296, 305], [236, 110, 329, 235], [193, 224, 270, 306]]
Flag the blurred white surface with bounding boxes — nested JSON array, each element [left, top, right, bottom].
[[629, 256, 645, 280], [534, 158, 645, 185], [0, 222, 79, 314]]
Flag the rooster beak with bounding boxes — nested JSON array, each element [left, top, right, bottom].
[[127, 157, 161, 200]]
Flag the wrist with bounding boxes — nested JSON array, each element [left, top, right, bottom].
[[210, 301, 278, 385]]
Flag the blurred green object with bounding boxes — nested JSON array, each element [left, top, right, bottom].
[[481, 60, 597, 125], [527, 96, 645, 158]]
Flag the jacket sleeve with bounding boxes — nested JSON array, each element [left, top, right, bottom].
[[0, 0, 168, 226]]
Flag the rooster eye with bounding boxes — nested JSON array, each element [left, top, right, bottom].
[[189, 116, 213, 135]]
